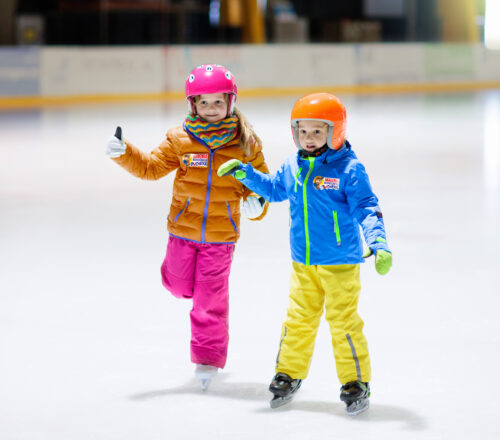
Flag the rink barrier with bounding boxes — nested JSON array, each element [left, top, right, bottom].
[[2, 81, 500, 109], [1, 44, 500, 109]]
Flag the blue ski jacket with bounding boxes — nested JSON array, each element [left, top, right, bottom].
[[236, 141, 390, 265]]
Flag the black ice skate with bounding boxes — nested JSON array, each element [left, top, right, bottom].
[[269, 373, 302, 408], [340, 381, 370, 416]]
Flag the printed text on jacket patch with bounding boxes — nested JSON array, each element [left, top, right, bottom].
[[313, 176, 340, 190], [182, 153, 209, 168]]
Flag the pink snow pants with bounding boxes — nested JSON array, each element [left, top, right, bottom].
[[160, 235, 234, 369]]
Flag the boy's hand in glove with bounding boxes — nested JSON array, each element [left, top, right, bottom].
[[362, 238, 392, 275], [217, 159, 247, 180], [374, 250, 392, 275], [242, 196, 266, 219], [106, 126, 127, 158]]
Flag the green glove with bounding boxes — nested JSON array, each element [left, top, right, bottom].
[[362, 247, 373, 258], [375, 250, 392, 275], [217, 159, 247, 179]]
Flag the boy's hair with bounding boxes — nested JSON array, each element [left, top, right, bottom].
[[297, 120, 328, 129]]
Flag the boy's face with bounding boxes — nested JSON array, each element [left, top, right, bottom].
[[194, 93, 228, 122], [297, 120, 328, 152]]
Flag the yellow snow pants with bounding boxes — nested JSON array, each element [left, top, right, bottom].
[[275, 262, 371, 384]]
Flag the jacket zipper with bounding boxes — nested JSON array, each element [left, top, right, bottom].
[[174, 197, 190, 222], [201, 151, 215, 242], [333, 210, 341, 245], [303, 157, 315, 265], [195, 134, 232, 243]]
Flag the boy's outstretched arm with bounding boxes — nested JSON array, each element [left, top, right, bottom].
[[217, 159, 289, 203], [218, 160, 267, 219]]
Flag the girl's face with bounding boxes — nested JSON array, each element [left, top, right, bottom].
[[298, 120, 329, 152], [194, 93, 228, 122]]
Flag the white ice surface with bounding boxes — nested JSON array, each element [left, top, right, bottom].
[[1, 91, 500, 439]]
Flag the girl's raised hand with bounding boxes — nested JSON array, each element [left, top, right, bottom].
[[106, 126, 127, 158]]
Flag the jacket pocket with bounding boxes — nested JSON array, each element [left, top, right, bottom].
[[226, 201, 238, 233], [333, 210, 341, 246], [174, 197, 190, 222]]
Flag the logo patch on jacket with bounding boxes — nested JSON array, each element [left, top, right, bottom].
[[182, 153, 208, 168], [313, 176, 340, 190]]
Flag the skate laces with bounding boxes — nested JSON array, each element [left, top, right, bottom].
[[274, 373, 293, 384], [342, 381, 368, 393]]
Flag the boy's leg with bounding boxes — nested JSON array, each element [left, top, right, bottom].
[[190, 243, 234, 369], [275, 262, 324, 380], [160, 235, 197, 299], [320, 264, 371, 384]]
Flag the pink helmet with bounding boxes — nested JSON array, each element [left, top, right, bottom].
[[185, 64, 237, 116]]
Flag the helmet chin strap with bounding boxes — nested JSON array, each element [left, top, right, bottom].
[[187, 98, 196, 115], [299, 144, 329, 158], [228, 94, 236, 116]]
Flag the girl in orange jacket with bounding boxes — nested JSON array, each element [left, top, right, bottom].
[[106, 64, 269, 390]]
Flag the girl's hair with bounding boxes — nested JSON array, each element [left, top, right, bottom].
[[233, 107, 262, 157]]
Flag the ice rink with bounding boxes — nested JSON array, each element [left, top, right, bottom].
[[1, 91, 500, 439]]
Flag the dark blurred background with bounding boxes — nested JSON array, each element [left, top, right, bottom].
[[0, 0, 486, 46]]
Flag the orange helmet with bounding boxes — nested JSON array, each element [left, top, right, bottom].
[[291, 92, 347, 150]]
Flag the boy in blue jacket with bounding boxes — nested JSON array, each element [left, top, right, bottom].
[[218, 93, 392, 415]]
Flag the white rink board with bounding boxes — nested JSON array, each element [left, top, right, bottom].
[[1, 43, 500, 99], [474, 45, 500, 80], [356, 44, 425, 84], [40, 47, 165, 96], [163, 44, 356, 91]]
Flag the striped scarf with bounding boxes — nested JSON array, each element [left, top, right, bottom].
[[184, 115, 239, 148]]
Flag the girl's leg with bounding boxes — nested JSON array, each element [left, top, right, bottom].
[[275, 262, 325, 380], [190, 243, 234, 369], [320, 264, 371, 384], [160, 235, 197, 299]]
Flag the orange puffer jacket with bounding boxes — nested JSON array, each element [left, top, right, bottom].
[[112, 125, 269, 243]]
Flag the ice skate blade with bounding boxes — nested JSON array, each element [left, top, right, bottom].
[[195, 365, 218, 391], [270, 395, 294, 409], [346, 399, 369, 416], [200, 378, 211, 391]]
